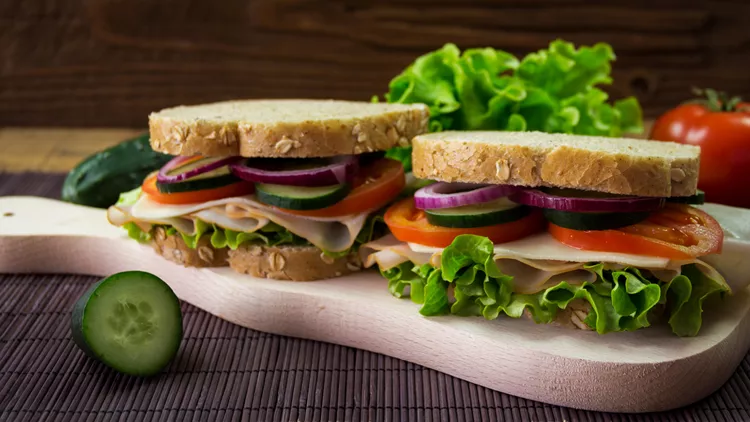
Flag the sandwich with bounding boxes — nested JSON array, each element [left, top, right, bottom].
[[106, 99, 430, 281], [359, 130, 749, 337]]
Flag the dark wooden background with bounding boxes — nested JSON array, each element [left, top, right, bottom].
[[2, 0, 750, 128]]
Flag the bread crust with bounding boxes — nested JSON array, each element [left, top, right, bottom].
[[151, 228, 229, 268], [148, 99, 430, 158], [227, 244, 362, 281], [149, 228, 361, 281], [412, 131, 701, 197]]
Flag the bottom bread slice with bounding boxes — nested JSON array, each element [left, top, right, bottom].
[[151, 228, 229, 268], [228, 244, 362, 281], [149, 228, 362, 281]]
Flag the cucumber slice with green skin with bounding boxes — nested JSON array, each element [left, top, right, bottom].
[[543, 209, 650, 231], [156, 158, 240, 194], [255, 183, 351, 210], [425, 197, 531, 228], [71, 271, 183, 377], [667, 190, 705, 205]]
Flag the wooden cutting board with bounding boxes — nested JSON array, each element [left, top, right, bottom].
[[2, 195, 749, 413]]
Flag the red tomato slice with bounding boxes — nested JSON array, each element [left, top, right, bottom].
[[384, 197, 547, 248], [142, 174, 255, 205], [548, 203, 723, 260], [279, 158, 405, 217]]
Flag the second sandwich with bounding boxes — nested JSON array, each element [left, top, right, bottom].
[[360, 130, 744, 337]]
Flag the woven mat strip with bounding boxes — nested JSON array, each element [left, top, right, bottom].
[[1, 172, 749, 422]]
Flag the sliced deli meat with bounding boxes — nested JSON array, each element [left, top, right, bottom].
[[360, 235, 735, 295], [108, 193, 371, 253]]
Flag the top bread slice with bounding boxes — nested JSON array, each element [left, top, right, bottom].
[[411, 131, 701, 197], [148, 99, 430, 158]]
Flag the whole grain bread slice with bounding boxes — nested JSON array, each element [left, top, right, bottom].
[[149, 99, 430, 158], [149, 227, 362, 281], [227, 244, 362, 281], [411, 131, 700, 197]]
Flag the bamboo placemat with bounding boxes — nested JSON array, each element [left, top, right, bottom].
[[2, 172, 750, 422]]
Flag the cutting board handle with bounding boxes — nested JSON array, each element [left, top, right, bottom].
[[0, 196, 122, 239]]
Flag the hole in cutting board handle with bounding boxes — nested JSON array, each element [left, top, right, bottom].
[[2, 212, 13, 217]]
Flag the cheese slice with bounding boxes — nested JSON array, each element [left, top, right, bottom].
[[409, 232, 671, 269], [109, 193, 373, 253]]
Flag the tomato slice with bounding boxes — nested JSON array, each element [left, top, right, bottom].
[[142, 174, 255, 205], [384, 197, 547, 248], [548, 204, 723, 260], [278, 158, 405, 217]]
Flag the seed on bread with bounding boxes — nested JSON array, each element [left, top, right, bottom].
[[320, 252, 335, 265], [198, 246, 214, 263], [274, 137, 301, 154], [269, 252, 286, 271]]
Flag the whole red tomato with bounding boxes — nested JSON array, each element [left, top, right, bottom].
[[650, 89, 750, 208]]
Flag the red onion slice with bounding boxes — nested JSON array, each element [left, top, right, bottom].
[[157, 156, 243, 184], [509, 189, 665, 213], [414, 182, 522, 209], [229, 155, 358, 187]]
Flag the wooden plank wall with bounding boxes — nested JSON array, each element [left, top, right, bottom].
[[2, 0, 749, 128]]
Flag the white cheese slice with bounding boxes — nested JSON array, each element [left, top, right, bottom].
[[408, 232, 671, 269], [193, 207, 268, 234]]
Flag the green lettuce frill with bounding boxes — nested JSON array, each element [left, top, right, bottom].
[[381, 235, 728, 337], [118, 189, 386, 258]]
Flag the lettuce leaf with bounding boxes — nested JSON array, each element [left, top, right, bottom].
[[378, 39, 643, 157], [123, 213, 387, 259], [123, 222, 151, 243], [385, 147, 413, 172], [381, 234, 729, 337], [115, 187, 142, 206]]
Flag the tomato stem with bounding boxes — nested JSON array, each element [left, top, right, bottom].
[[691, 87, 745, 112]]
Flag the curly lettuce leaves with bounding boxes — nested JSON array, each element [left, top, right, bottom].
[[115, 187, 143, 206], [123, 222, 151, 243], [380, 235, 728, 337], [385, 147, 413, 173], [123, 213, 387, 260], [663, 264, 729, 337], [377, 39, 644, 159]]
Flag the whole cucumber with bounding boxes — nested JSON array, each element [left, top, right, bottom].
[[61, 134, 173, 208]]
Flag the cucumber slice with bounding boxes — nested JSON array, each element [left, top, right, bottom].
[[425, 197, 531, 228], [71, 271, 183, 376], [156, 158, 239, 194], [255, 183, 351, 210], [543, 209, 650, 231], [667, 190, 705, 205]]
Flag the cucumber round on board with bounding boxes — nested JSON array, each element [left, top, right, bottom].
[[255, 183, 351, 210], [71, 271, 183, 377], [425, 198, 531, 228]]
